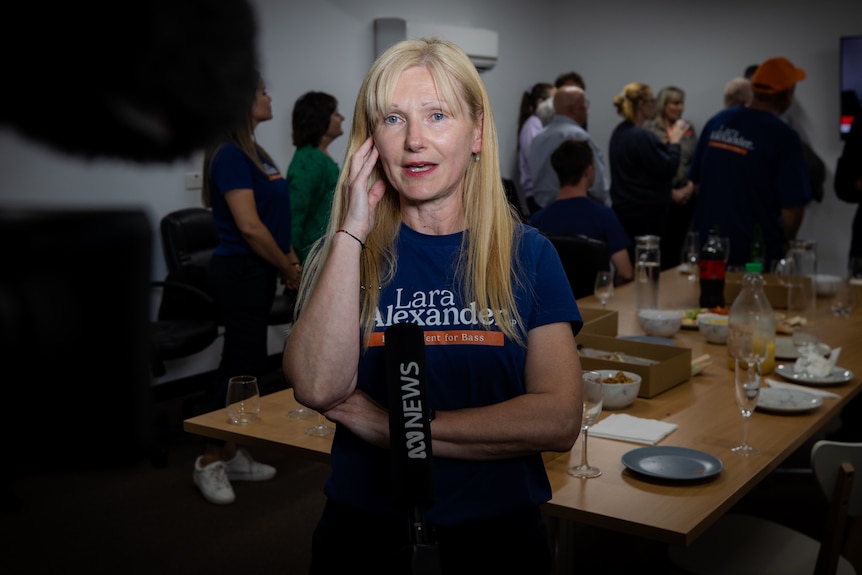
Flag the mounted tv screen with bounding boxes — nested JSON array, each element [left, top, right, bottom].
[[840, 35, 862, 138]]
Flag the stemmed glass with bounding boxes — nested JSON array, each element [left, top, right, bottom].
[[831, 278, 857, 317], [681, 231, 699, 281], [568, 371, 604, 478], [594, 271, 614, 308], [288, 405, 315, 419], [731, 335, 762, 456], [306, 411, 334, 437]]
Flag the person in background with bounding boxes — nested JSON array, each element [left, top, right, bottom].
[[831, 111, 862, 443], [195, 71, 302, 505], [517, 82, 555, 216], [529, 85, 610, 208], [530, 139, 633, 283], [283, 38, 583, 574], [690, 57, 812, 270], [724, 77, 753, 108], [835, 113, 862, 272], [287, 91, 344, 264], [555, 70, 587, 128], [645, 86, 698, 269], [608, 82, 689, 265]]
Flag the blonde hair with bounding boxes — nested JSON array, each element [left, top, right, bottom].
[[612, 82, 652, 123], [294, 38, 525, 348]]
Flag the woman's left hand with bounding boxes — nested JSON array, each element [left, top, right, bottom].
[[323, 389, 390, 448], [672, 180, 695, 204]]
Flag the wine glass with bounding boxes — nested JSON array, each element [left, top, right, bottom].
[[681, 231, 699, 281], [288, 405, 315, 419], [594, 271, 614, 308], [731, 335, 762, 456], [306, 411, 334, 437], [830, 278, 857, 317], [568, 371, 604, 478]]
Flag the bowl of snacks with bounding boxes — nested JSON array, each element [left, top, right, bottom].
[[594, 369, 642, 409], [697, 313, 729, 345], [637, 308, 682, 337]]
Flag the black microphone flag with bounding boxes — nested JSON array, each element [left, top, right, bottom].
[[385, 322, 434, 510]]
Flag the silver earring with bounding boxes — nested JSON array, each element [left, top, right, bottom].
[[473, 153, 480, 162]]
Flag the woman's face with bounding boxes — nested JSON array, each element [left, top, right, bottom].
[[251, 81, 273, 125], [663, 94, 684, 123], [373, 66, 482, 205], [325, 108, 345, 141]]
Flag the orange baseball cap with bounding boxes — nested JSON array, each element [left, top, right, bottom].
[[751, 57, 806, 94]]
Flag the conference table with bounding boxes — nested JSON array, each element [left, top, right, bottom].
[[184, 268, 861, 553]]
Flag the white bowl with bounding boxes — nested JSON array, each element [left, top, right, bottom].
[[697, 313, 729, 345], [814, 274, 841, 297], [594, 370, 642, 409], [637, 309, 682, 337]]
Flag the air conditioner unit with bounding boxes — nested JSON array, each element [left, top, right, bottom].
[[374, 18, 498, 72]]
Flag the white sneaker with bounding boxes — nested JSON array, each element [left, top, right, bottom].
[[224, 448, 276, 482], [193, 457, 236, 505]]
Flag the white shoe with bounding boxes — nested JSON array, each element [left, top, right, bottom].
[[224, 448, 276, 482], [193, 457, 236, 505]]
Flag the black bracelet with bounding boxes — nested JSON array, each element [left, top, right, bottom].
[[335, 228, 365, 250]]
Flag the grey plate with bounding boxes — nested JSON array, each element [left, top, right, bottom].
[[774, 364, 853, 386], [621, 446, 723, 481], [756, 387, 823, 413]]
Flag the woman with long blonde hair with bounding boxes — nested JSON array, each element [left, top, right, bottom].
[[283, 38, 583, 573]]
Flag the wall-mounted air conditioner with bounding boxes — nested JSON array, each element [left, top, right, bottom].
[[374, 18, 498, 72]]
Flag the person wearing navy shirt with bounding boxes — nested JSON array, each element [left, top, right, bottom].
[[284, 39, 583, 574], [193, 71, 302, 505]]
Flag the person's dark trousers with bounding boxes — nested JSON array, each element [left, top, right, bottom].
[[207, 253, 277, 412]]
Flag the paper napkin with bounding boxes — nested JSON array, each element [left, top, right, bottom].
[[765, 378, 841, 399], [589, 413, 678, 445]]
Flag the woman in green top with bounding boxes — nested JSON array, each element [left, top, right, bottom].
[[287, 91, 345, 263]]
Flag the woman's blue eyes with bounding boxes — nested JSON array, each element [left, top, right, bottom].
[[383, 112, 446, 125]]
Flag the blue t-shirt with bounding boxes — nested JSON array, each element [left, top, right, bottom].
[[689, 106, 811, 268], [208, 142, 292, 256], [529, 196, 632, 255], [324, 223, 582, 526]]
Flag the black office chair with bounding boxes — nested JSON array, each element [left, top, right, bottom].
[[159, 207, 295, 325], [545, 234, 612, 300]]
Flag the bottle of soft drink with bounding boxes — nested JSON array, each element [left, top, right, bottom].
[[699, 228, 726, 308]]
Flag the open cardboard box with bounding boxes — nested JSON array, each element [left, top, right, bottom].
[[724, 272, 800, 309], [576, 333, 691, 398], [579, 307, 618, 337]]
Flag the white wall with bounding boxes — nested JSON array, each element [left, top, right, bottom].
[[1, 0, 858, 277]]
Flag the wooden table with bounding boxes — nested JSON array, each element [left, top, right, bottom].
[[184, 269, 862, 549]]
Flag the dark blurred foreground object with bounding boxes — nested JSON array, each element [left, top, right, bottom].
[[0, 0, 258, 163], [0, 209, 154, 471]]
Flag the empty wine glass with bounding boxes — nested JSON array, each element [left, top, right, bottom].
[[288, 405, 315, 419], [681, 231, 699, 281], [830, 278, 856, 317], [568, 371, 604, 478], [732, 335, 762, 456], [594, 271, 614, 308], [306, 411, 334, 437]]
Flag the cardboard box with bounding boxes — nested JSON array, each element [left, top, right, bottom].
[[579, 307, 618, 337], [724, 272, 802, 309], [576, 333, 691, 398]]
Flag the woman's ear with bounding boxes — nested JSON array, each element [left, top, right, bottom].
[[471, 113, 484, 154]]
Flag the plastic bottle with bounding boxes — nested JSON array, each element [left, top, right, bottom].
[[699, 228, 727, 308], [726, 264, 776, 375]]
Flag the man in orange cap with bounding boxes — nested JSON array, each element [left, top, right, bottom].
[[689, 56, 812, 271]]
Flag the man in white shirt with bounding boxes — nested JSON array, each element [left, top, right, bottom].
[[528, 86, 610, 208]]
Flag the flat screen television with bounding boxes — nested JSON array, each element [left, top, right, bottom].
[[840, 35, 862, 138]]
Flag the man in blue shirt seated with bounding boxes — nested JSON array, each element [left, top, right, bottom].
[[529, 139, 633, 283]]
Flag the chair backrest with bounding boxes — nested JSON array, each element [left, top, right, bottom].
[[160, 207, 219, 273], [810, 440, 862, 575], [545, 234, 612, 300]]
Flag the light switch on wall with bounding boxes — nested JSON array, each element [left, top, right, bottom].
[[184, 172, 202, 190]]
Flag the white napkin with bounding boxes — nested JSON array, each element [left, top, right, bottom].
[[765, 378, 841, 399], [589, 413, 678, 445]]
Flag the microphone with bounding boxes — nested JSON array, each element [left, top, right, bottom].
[[384, 322, 434, 510]]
